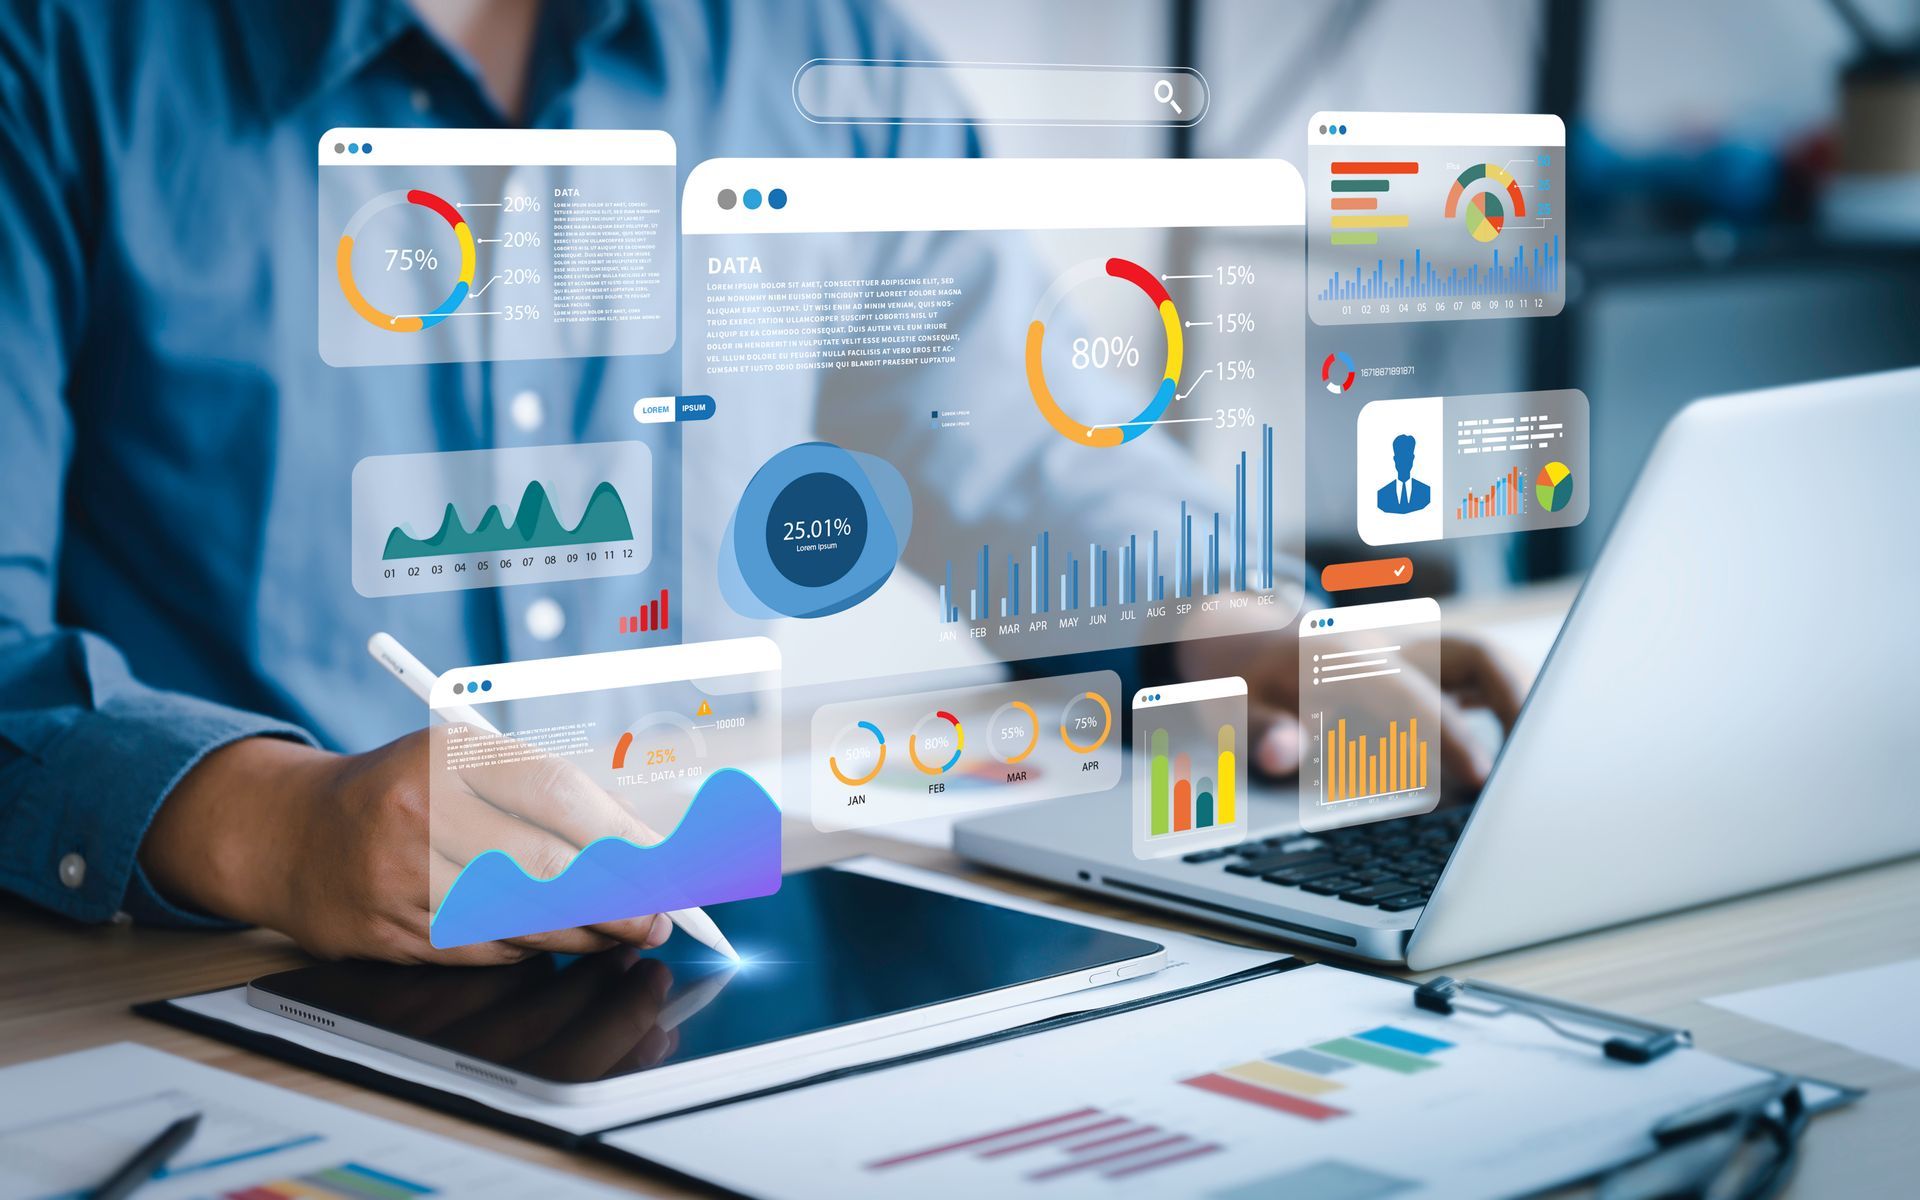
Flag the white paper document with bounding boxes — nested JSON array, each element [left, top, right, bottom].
[[605, 964, 1773, 1200], [1707, 957, 1920, 1071], [0, 1043, 623, 1200], [165, 858, 1278, 1136]]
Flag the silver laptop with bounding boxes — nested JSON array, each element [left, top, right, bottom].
[[957, 368, 1920, 968]]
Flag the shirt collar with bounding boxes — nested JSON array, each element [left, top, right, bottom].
[[228, 0, 420, 118], [228, 0, 641, 120]]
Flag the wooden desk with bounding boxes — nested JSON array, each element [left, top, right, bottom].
[[2, 826, 1916, 1196]]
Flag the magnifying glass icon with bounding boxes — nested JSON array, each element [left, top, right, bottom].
[[1153, 78, 1183, 116]]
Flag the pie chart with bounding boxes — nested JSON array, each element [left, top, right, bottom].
[[1535, 461, 1574, 512], [1464, 192, 1505, 242], [1444, 162, 1527, 244]]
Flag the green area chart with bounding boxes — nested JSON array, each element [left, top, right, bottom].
[[382, 480, 634, 559]]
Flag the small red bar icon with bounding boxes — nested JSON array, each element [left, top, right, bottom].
[[618, 588, 671, 634]]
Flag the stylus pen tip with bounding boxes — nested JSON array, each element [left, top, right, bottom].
[[667, 907, 739, 961]]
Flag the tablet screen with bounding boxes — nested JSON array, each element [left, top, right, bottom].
[[250, 869, 1162, 1085]]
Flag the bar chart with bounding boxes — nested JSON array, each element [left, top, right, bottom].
[[617, 587, 672, 634], [1133, 678, 1248, 858], [939, 423, 1278, 624], [864, 1105, 1223, 1185], [1182, 1023, 1453, 1123], [1314, 236, 1560, 305], [220, 1161, 434, 1199], [1146, 725, 1238, 835], [1299, 598, 1444, 831], [1317, 715, 1430, 802], [1458, 464, 1527, 520]]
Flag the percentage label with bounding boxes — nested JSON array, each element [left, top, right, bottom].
[[1215, 265, 1257, 285], [1213, 312, 1256, 332], [1214, 407, 1257, 429], [501, 304, 541, 321], [384, 248, 438, 271], [1070, 335, 1140, 370], [501, 231, 543, 249], [499, 268, 541, 285], [1214, 359, 1257, 382], [783, 517, 853, 541], [502, 195, 543, 213], [1073, 716, 1101, 730], [644, 747, 678, 765], [1000, 725, 1029, 740]]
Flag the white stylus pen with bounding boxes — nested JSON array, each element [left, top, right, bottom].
[[367, 631, 740, 961]]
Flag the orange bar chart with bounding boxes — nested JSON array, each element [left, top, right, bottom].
[[1327, 716, 1428, 802]]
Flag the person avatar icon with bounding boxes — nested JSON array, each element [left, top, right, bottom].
[[1376, 433, 1432, 514]]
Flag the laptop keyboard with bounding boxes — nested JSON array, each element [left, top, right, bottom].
[[1178, 806, 1470, 914]]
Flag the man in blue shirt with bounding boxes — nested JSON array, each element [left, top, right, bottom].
[[0, 0, 980, 963], [0, 0, 1524, 965]]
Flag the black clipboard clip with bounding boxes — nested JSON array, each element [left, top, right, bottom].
[[1413, 975, 1690, 1064]]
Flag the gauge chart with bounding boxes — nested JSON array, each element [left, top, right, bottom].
[[810, 671, 1121, 832]]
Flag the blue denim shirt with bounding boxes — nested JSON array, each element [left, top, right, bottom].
[[0, 0, 963, 925]]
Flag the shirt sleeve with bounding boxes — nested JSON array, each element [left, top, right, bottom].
[[0, 3, 314, 927]]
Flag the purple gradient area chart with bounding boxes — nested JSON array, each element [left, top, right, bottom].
[[429, 768, 782, 948]]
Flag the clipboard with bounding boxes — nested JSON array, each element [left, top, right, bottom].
[[135, 863, 1861, 1199], [584, 965, 1862, 1200]]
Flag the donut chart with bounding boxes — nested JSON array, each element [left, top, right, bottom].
[[828, 720, 887, 787], [1025, 257, 1183, 448], [337, 188, 477, 332], [1443, 163, 1526, 244], [1059, 691, 1114, 755], [988, 700, 1041, 765], [909, 710, 965, 775]]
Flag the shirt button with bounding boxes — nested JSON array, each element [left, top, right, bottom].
[[58, 852, 86, 889], [509, 390, 545, 431], [525, 597, 566, 641]]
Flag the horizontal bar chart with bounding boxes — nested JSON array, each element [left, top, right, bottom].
[[863, 1105, 1223, 1185], [1181, 1024, 1453, 1123]]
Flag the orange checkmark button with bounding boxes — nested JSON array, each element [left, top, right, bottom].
[[1320, 557, 1414, 592]]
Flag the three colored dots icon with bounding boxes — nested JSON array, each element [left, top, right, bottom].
[[716, 187, 789, 211]]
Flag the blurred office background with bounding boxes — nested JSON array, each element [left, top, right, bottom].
[[891, 0, 1920, 597]]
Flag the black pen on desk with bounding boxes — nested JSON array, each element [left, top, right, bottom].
[[89, 1111, 199, 1200]]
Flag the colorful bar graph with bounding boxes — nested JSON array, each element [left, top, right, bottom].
[[1326, 716, 1428, 803], [224, 1161, 435, 1200], [1181, 1024, 1452, 1124], [938, 422, 1279, 624], [1458, 463, 1527, 520], [1147, 724, 1238, 841]]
